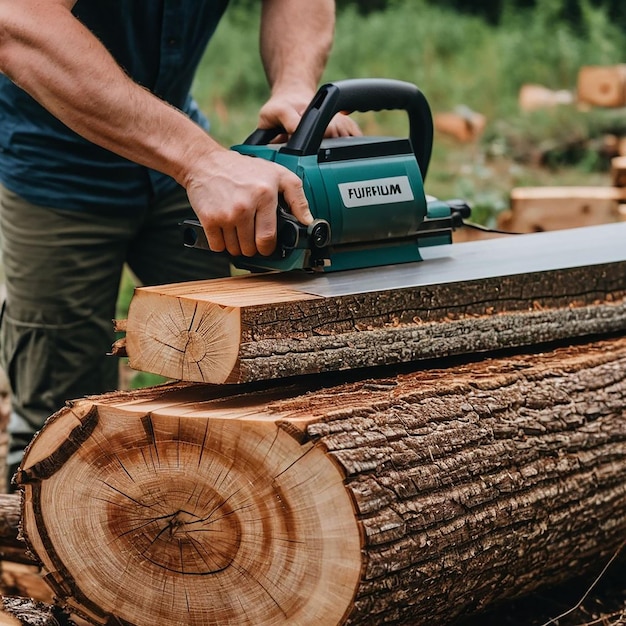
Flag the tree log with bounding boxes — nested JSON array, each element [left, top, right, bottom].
[[611, 155, 626, 187], [577, 64, 626, 108], [433, 106, 486, 142], [118, 224, 626, 384], [15, 336, 626, 626]]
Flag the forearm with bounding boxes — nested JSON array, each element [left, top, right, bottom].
[[260, 0, 335, 98], [0, 0, 315, 258], [0, 0, 221, 187]]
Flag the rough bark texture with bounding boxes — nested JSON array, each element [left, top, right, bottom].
[[0, 597, 75, 626], [0, 495, 33, 565], [15, 337, 626, 626]]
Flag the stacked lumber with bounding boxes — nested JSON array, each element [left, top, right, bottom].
[[1, 224, 625, 625]]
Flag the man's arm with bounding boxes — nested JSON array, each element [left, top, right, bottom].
[[257, 0, 360, 137], [0, 0, 311, 257]]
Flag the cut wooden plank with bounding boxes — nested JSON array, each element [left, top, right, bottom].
[[15, 336, 626, 626], [119, 224, 626, 384], [577, 64, 626, 107], [500, 186, 626, 233]]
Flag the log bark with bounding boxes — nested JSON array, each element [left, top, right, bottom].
[[0, 597, 75, 626], [118, 224, 626, 384], [15, 336, 626, 626], [0, 495, 33, 566]]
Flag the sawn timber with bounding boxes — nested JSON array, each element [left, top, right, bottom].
[[118, 223, 626, 384]]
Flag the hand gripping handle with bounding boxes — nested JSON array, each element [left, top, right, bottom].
[[244, 78, 434, 180]]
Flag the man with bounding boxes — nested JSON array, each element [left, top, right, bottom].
[[0, 0, 359, 483]]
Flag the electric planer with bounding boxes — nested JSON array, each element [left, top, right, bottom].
[[182, 78, 471, 272]]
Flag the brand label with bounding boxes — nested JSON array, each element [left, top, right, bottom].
[[338, 176, 414, 208]]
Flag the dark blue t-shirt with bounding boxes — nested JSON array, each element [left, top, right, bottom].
[[0, 0, 229, 211]]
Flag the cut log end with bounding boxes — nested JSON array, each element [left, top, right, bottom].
[[17, 409, 361, 626], [125, 294, 242, 383]]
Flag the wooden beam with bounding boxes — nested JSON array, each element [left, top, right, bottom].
[[500, 186, 626, 233], [15, 336, 626, 625], [118, 225, 626, 384]]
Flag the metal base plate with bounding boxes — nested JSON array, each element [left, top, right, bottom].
[[281, 223, 626, 298]]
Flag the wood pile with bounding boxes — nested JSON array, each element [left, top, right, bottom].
[[0, 224, 620, 625], [509, 65, 626, 234]]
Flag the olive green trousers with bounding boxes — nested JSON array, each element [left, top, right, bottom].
[[0, 185, 229, 482]]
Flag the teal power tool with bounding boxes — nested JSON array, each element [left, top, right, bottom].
[[182, 78, 470, 272]]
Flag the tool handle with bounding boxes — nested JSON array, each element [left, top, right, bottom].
[[286, 78, 433, 179], [243, 127, 284, 145], [242, 79, 433, 180]]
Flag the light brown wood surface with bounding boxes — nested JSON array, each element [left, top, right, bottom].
[[577, 64, 626, 107], [500, 185, 626, 232], [15, 336, 626, 625]]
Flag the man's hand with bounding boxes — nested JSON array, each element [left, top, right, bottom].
[[258, 91, 362, 141], [185, 147, 312, 258], [184, 90, 360, 260]]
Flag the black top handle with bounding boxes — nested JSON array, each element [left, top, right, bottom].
[[244, 78, 434, 181]]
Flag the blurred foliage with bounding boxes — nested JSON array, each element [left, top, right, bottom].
[[193, 0, 624, 209], [199, 0, 624, 127], [228, 0, 626, 29]]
